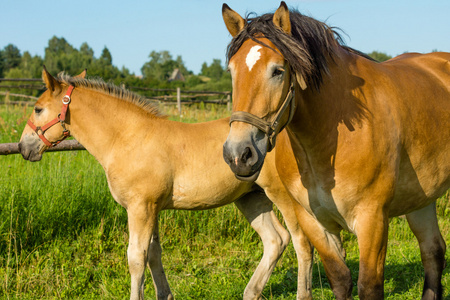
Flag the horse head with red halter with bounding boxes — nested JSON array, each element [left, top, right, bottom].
[[19, 67, 86, 161], [26, 84, 74, 147]]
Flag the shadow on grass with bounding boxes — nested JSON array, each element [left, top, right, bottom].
[[267, 257, 450, 299]]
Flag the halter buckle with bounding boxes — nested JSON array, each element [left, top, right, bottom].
[[62, 95, 71, 105]]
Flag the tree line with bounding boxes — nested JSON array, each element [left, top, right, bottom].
[[0, 36, 393, 96], [0, 36, 233, 96]]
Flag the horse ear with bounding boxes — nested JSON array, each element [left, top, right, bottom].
[[296, 72, 307, 90], [74, 69, 87, 79], [42, 66, 62, 95], [273, 1, 291, 34], [222, 3, 245, 37]]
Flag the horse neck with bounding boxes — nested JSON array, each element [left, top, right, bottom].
[[290, 49, 369, 152], [66, 87, 158, 166]]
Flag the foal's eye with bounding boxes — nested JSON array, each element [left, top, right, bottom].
[[34, 107, 43, 114], [272, 68, 285, 78]]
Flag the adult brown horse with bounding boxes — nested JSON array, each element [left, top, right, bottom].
[[18, 69, 315, 300], [222, 2, 450, 299]]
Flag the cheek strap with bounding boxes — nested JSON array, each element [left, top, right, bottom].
[[229, 81, 295, 152]]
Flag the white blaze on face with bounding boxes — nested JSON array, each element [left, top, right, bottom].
[[246, 46, 262, 71]]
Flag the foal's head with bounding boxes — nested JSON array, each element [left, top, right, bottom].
[[19, 68, 86, 161]]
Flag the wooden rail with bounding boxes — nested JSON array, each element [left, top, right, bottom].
[[0, 78, 41, 82], [0, 91, 38, 100], [0, 140, 85, 156]]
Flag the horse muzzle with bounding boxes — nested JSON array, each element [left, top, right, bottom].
[[222, 126, 268, 182], [223, 141, 262, 181], [18, 135, 44, 162]]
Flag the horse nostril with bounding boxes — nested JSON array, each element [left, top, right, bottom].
[[240, 147, 253, 164]]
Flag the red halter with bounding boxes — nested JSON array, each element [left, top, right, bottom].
[[27, 85, 74, 147]]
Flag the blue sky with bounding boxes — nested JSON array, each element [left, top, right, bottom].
[[1, 0, 449, 75]]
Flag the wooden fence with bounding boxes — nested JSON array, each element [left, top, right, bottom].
[[0, 140, 85, 156], [0, 78, 232, 114]]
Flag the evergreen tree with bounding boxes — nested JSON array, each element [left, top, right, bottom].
[[89, 46, 120, 79], [100, 47, 113, 65], [3, 44, 22, 71], [80, 42, 94, 57], [78, 42, 94, 67]]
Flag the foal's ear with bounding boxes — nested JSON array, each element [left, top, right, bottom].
[[42, 66, 62, 95], [74, 69, 87, 79], [273, 1, 291, 34], [222, 3, 245, 37]]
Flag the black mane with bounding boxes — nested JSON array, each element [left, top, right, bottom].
[[226, 9, 372, 90]]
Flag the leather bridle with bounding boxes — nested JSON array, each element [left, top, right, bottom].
[[229, 79, 296, 152], [27, 85, 74, 147]]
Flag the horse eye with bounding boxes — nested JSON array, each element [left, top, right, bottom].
[[272, 68, 285, 78], [34, 107, 43, 114]]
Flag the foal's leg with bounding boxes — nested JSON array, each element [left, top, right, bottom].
[[270, 195, 314, 300], [127, 201, 157, 300], [147, 221, 173, 300], [235, 192, 290, 300], [406, 203, 446, 300]]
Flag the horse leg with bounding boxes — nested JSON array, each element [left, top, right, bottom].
[[235, 192, 290, 300], [291, 202, 352, 300], [147, 221, 174, 300], [127, 201, 157, 300], [406, 203, 445, 300], [354, 208, 389, 299], [269, 195, 314, 300]]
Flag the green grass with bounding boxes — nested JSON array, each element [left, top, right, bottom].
[[0, 103, 449, 299]]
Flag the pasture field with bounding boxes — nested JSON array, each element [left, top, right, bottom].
[[0, 103, 449, 299]]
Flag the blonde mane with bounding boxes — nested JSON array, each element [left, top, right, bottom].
[[57, 74, 165, 118]]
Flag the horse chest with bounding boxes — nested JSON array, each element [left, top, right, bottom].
[[277, 140, 348, 231], [105, 175, 129, 209]]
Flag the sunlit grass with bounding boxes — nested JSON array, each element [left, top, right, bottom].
[[0, 103, 449, 299]]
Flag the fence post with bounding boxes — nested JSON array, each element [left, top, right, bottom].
[[177, 87, 181, 117], [227, 93, 231, 111]]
